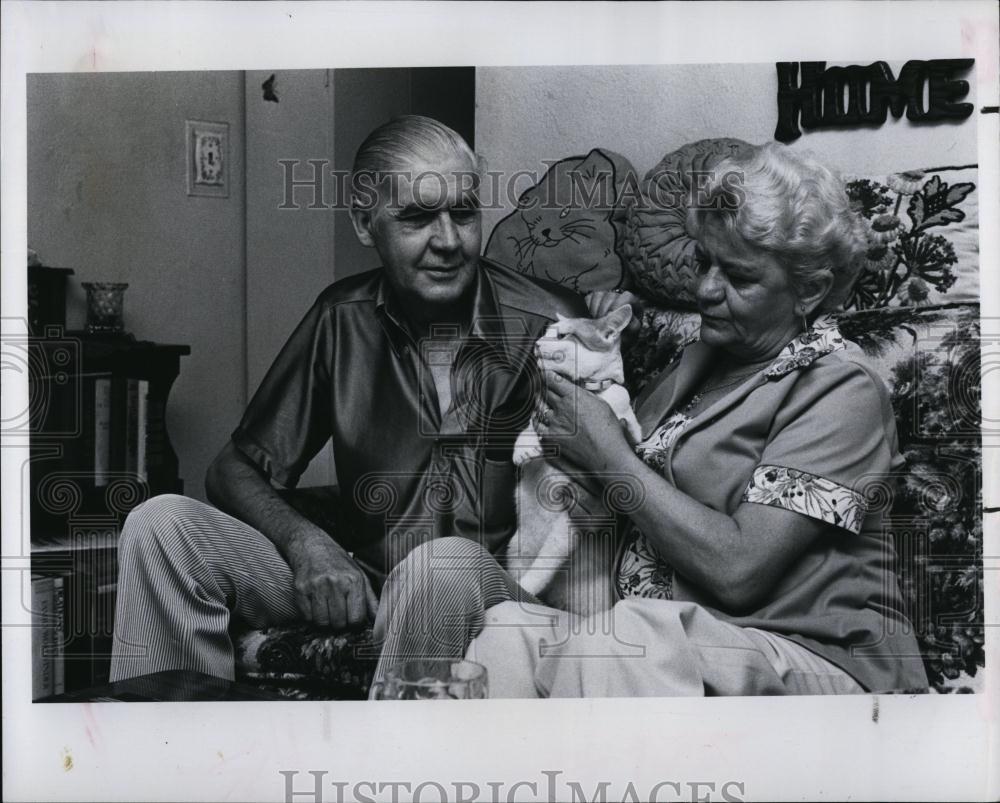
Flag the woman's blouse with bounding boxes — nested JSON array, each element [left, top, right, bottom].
[[618, 317, 928, 692], [616, 412, 689, 601]]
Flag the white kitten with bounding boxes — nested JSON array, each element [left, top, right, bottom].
[[505, 305, 642, 614], [513, 306, 642, 464]]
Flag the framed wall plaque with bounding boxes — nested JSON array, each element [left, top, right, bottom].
[[186, 119, 229, 198]]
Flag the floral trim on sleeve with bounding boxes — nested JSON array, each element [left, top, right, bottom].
[[742, 465, 867, 535]]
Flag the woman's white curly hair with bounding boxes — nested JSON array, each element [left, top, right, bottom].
[[686, 142, 868, 313]]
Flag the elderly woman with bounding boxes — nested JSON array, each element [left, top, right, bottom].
[[373, 142, 928, 697]]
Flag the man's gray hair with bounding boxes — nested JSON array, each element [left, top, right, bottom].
[[351, 115, 483, 198]]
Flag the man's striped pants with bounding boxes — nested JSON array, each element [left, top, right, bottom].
[[109, 494, 529, 685]]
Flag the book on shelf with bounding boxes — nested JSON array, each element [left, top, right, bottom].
[[31, 574, 65, 700], [136, 378, 149, 483], [52, 536, 119, 693], [124, 379, 137, 478], [109, 377, 127, 481], [53, 577, 65, 695], [121, 377, 149, 483], [94, 376, 112, 486], [145, 394, 166, 479], [90, 581, 118, 687], [31, 370, 114, 539], [32, 370, 113, 480]]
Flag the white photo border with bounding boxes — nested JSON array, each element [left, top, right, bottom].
[[2, 2, 998, 801]]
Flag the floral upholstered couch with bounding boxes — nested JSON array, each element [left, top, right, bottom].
[[233, 139, 984, 699]]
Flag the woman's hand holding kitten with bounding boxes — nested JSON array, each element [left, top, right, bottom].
[[585, 290, 643, 338]]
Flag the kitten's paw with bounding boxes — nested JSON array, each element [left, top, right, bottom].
[[513, 427, 544, 465], [513, 443, 544, 466], [622, 410, 643, 445]]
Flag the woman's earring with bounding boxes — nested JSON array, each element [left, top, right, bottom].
[[799, 309, 810, 333]]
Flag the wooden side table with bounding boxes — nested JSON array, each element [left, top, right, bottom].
[[29, 331, 190, 696]]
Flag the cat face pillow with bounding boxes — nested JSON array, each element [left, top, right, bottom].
[[484, 149, 636, 294]]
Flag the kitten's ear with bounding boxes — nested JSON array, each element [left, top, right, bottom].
[[551, 312, 575, 337], [602, 304, 633, 335]]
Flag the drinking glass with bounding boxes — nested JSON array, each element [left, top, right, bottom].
[[370, 659, 488, 700]]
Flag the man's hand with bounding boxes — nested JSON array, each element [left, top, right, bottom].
[[207, 443, 378, 631], [286, 531, 379, 629]]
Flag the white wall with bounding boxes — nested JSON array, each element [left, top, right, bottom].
[[476, 63, 979, 234], [27, 72, 248, 501], [245, 69, 337, 488]]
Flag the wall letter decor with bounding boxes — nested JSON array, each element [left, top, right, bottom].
[[774, 60, 974, 143]]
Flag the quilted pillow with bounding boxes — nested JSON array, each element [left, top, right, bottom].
[[620, 137, 754, 308], [484, 148, 636, 294], [843, 165, 979, 310]]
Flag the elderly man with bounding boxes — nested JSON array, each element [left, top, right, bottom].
[[110, 115, 585, 682]]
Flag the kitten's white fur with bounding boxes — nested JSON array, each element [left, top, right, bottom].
[[504, 305, 642, 614]]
